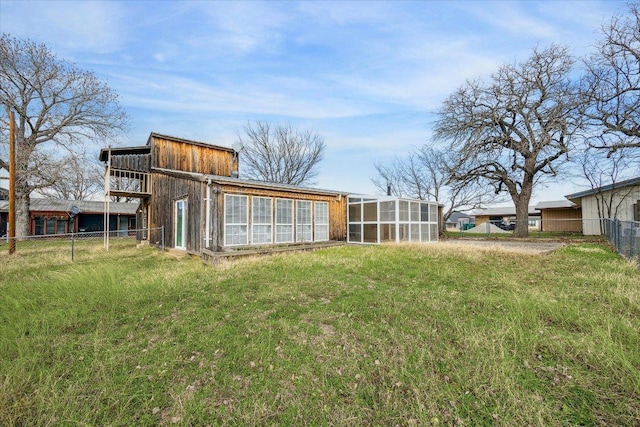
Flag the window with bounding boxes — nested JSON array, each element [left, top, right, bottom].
[[56, 220, 66, 234], [399, 201, 409, 221], [224, 194, 248, 246], [252, 197, 272, 244], [314, 202, 329, 241], [276, 199, 294, 243], [34, 216, 44, 235], [380, 201, 395, 221], [296, 200, 312, 242]]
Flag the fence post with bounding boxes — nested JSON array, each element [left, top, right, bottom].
[[630, 223, 636, 258], [615, 219, 621, 253], [161, 226, 165, 251]]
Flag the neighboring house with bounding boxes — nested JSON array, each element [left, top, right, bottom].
[[100, 132, 440, 256], [534, 200, 582, 233], [566, 176, 640, 235], [0, 198, 137, 237], [473, 206, 540, 229], [445, 211, 474, 231], [0, 187, 8, 201]]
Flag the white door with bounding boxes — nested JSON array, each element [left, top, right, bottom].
[[174, 199, 187, 250]]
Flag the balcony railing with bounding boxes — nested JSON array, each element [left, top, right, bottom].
[[105, 168, 152, 197]]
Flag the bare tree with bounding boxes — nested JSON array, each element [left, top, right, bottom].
[[0, 34, 128, 236], [372, 145, 499, 229], [237, 121, 325, 186], [581, 3, 640, 152], [571, 147, 639, 231], [434, 45, 579, 237], [36, 152, 104, 200]]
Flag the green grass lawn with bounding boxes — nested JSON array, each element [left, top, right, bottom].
[[1, 240, 638, 426]]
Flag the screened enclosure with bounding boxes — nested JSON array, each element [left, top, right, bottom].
[[347, 196, 439, 244]]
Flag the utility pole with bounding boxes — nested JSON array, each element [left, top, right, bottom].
[[8, 110, 16, 254]]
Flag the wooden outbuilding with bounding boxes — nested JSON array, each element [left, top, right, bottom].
[[100, 133, 348, 256], [534, 200, 582, 233]]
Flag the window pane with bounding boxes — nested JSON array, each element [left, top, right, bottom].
[[34, 216, 44, 235], [399, 201, 409, 221], [57, 220, 66, 234], [252, 197, 272, 244], [348, 203, 361, 222], [381, 224, 395, 242], [276, 199, 294, 243], [46, 219, 55, 235], [314, 202, 329, 241], [348, 224, 361, 242], [296, 200, 312, 242], [399, 224, 409, 241], [363, 202, 377, 221], [420, 203, 429, 222], [225, 195, 248, 246], [430, 204, 438, 223], [380, 201, 395, 221], [410, 224, 420, 241], [363, 224, 377, 243], [410, 202, 420, 222]]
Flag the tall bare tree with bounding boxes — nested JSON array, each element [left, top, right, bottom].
[[372, 145, 497, 228], [0, 34, 128, 236], [434, 45, 579, 237], [581, 3, 640, 152], [36, 152, 104, 200], [236, 121, 325, 186]]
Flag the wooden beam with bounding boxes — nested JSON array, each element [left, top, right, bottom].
[[8, 110, 16, 254]]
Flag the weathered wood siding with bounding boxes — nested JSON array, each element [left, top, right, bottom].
[[151, 135, 238, 176], [109, 153, 151, 171], [150, 173, 204, 254], [540, 208, 582, 233], [211, 184, 347, 249]]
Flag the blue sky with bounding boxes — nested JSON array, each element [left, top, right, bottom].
[[0, 0, 630, 203]]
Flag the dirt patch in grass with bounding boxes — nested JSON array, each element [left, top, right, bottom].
[[439, 239, 565, 254]]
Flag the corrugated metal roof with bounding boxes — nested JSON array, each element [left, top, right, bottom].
[[150, 167, 350, 197], [0, 199, 138, 215]]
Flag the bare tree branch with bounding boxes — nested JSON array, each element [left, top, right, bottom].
[[236, 121, 325, 186]]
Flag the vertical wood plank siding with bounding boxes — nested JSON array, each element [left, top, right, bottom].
[[213, 184, 347, 249], [110, 153, 151, 171], [150, 173, 203, 253], [151, 136, 238, 176], [540, 209, 583, 232]]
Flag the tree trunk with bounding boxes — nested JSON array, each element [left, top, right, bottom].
[[15, 190, 30, 237], [512, 177, 533, 238]]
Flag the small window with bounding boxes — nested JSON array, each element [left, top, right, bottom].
[[399, 201, 409, 221]]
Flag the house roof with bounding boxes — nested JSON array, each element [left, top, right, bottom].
[[565, 176, 640, 201], [446, 211, 473, 223], [152, 167, 349, 197], [534, 200, 579, 210], [472, 206, 539, 216], [0, 199, 138, 215], [99, 145, 150, 162]]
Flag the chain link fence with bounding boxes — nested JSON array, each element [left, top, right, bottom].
[[0, 227, 165, 262], [603, 218, 640, 261]]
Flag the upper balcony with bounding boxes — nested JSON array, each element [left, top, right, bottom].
[[100, 146, 152, 198]]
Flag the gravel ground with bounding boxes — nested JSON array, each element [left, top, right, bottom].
[[441, 239, 565, 254]]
